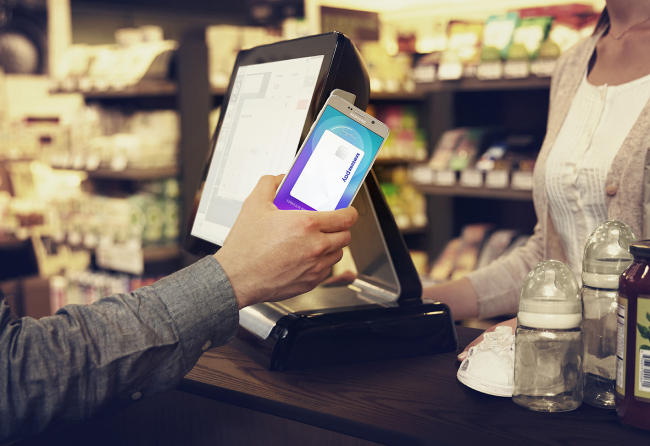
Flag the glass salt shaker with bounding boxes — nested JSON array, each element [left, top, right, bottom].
[[581, 221, 635, 408], [513, 260, 583, 412]]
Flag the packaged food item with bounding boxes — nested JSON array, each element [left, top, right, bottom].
[[508, 16, 553, 60], [450, 224, 493, 280], [438, 21, 484, 79], [481, 13, 519, 61], [448, 128, 487, 171], [430, 237, 463, 282], [475, 229, 519, 269], [429, 128, 468, 171]]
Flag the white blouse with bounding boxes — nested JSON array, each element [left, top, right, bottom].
[[545, 71, 650, 281]]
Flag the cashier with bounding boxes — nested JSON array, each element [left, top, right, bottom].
[[424, 1, 650, 352], [0, 175, 358, 443]]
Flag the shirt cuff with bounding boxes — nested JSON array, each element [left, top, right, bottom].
[[151, 256, 239, 370]]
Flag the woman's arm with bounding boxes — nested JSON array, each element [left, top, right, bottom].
[[422, 277, 478, 320]]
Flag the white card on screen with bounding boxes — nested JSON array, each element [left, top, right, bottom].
[[290, 129, 364, 211]]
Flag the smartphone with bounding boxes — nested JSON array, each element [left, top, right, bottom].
[[273, 94, 389, 211]]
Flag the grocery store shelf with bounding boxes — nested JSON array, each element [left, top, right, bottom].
[[57, 166, 179, 181], [211, 87, 228, 96], [416, 76, 551, 93], [143, 245, 181, 263], [374, 158, 423, 165], [400, 225, 428, 235], [0, 237, 31, 251], [370, 91, 426, 100], [51, 80, 178, 98], [414, 183, 533, 201]]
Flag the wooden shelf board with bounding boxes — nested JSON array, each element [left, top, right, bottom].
[[374, 158, 423, 165], [55, 166, 179, 181], [211, 87, 228, 96], [414, 183, 533, 201], [370, 91, 426, 100], [400, 226, 428, 235], [143, 245, 181, 263], [51, 80, 177, 98], [417, 76, 551, 93]]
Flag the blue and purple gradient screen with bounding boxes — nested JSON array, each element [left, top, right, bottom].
[[274, 105, 384, 211]]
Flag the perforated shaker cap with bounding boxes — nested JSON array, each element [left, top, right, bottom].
[[582, 220, 636, 290], [518, 260, 582, 329]]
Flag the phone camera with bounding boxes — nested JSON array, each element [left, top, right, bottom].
[[372, 120, 375, 124]]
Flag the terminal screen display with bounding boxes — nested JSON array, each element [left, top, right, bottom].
[[191, 55, 324, 246]]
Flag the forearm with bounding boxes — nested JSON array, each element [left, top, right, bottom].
[[0, 256, 238, 443], [423, 277, 479, 321]]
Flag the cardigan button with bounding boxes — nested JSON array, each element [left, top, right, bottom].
[[605, 185, 617, 196]]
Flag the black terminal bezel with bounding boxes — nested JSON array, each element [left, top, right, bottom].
[[184, 32, 351, 258]]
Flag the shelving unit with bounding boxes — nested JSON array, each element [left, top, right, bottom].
[[57, 165, 179, 181], [51, 80, 178, 98], [414, 183, 533, 201], [368, 75, 548, 259]]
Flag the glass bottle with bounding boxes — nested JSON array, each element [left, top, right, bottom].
[[616, 240, 650, 430], [582, 221, 636, 408], [513, 260, 583, 412]]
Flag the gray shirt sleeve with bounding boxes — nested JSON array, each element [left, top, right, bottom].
[[0, 255, 238, 443]]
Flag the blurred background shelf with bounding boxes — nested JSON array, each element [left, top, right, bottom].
[[414, 183, 533, 201], [53, 166, 179, 181], [50, 80, 178, 98], [370, 90, 426, 101], [400, 225, 428, 235], [143, 245, 181, 263], [374, 158, 423, 165], [415, 76, 551, 93]]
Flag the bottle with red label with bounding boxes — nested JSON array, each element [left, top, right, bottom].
[[616, 240, 650, 430]]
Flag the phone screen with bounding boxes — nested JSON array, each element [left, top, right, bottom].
[[274, 105, 385, 211]]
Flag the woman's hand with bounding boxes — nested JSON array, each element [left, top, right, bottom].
[[457, 317, 517, 361]]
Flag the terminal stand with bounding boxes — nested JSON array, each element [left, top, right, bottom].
[[233, 171, 458, 371]]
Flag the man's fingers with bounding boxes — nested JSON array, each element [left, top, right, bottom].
[[250, 175, 284, 202], [315, 207, 359, 233], [320, 230, 352, 255]]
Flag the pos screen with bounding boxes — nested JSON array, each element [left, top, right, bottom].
[[190, 56, 324, 247], [184, 32, 371, 257]]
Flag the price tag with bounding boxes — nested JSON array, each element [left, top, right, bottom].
[[410, 165, 435, 184], [485, 170, 510, 189], [61, 77, 77, 92], [530, 59, 556, 77], [110, 155, 128, 171], [96, 241, 144, 275], [72, 154, 86, 170], [78, 77, 93, 92], [477, 62, 503, 80], [460, 170, 483, 188], [86, 154, 101, 171], [434, 170, 456, 186], [437, 63, 463, 81], [511, 171, 533, 190], [503, 60, 529, 79], [414, 65, 436, 83]]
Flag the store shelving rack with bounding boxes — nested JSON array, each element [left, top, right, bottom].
[[367, 75, 548, 258]]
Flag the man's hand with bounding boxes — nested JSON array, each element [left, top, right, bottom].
[[214, 175, 358, 309]]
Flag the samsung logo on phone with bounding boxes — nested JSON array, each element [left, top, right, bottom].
[[342, 153, 360, 182], [349, 112, 366, 124]]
